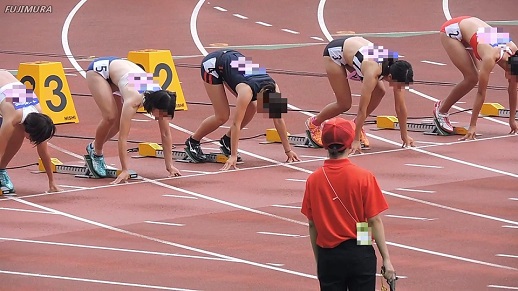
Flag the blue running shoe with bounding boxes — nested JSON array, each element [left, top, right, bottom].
[[0, 169, 15, 193], [86, 142, 107, 177]]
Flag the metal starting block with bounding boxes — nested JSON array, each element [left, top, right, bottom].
[[262, 128, 321, 148], [38, 156, 138, 179], [481, 103, 516, 119], [376, 116, 469, 136], [137, 142, 242, 164]]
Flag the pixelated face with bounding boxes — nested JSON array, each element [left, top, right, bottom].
[[505, 55, 518, 80], [386, 75, 410, 89], [5, 84, 37, 104], [257, 90, 288, 119], [476, 27, 511, 47], [127, 72, 161, 93], [360, 45, 398, 63], [150, 108, 173, 120], [230, 56, 266, 76]]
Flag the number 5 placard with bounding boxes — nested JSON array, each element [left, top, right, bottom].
[[17, 61, 79, 124], [127, 49, 188, 112]]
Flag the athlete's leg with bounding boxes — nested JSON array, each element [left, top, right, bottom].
[[0, 126, 25, 168], [191, 83, 230, 141]]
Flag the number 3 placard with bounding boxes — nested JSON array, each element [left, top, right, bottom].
[[17, 61, 79, 124]]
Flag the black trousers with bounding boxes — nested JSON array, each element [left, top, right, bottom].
[[317, 239, 376, 291]]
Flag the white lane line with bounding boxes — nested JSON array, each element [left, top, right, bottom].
[[502, 225, 518, 229], [285, 178, 306, 182], [310, 36, 324, 41], [414, 141, 445, 146], [62, 0, 88, 78], [266, 263, 285, 267], [421, 60, 446, 66], [281, 28, 300, 34], [131, 119, 152, 122], [442, 0, 452, 20], [488, 285, 518, 290], [162, 194, 198, 200], [257, 231, 304, 238], [213, 6, 226, 11], [59, 185, 89, 190], [383, 190, 518, 226], [300, 155, 326, 159], [233, 13, 248, 19], [11, 197, 317, 279], [387, 241, 516, 270], [0, 237, 233, 262], [191, 0, 208, 56], [509, 198, 518, 201], [395, 188, 435, 194], [256, 21, 272, 27], [0, 270, 197, 291], [0, 207, 55, 214], [496, 254, 518, 259], [178, 170, 213, 175], [48, 142, 84, 160], [145, 221, 185, 227], [385, 214, 436, 221], [271, 204, 301, 209], [317, 0, 333, 41], [404, 163, 443, 169]]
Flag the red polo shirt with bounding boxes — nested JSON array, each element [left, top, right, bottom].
[[301, 158, 388, 248]]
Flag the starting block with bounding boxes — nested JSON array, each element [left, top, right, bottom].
[[137, 142, 242, 164], [481, 103, 516, 119], [263, 128, 321, 148], [376, 116, 468, 136], [38, 157, 138, 179]]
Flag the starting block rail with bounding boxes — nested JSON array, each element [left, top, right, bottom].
[[38, 156, 138, 179], [137, 142, 242, 164], [481, 103, 516, 119], [263, 128, 321, 148], [376, 116, 468, 136]]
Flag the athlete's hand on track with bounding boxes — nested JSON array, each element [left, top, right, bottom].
[[167, 166, 181, 177], [220, 156, 238, 171], [111, 170, 130, 184], [48, 183, 62, 193], [401, 135, 415, 148], [509, 119, 518, 134], [285, 150, 300, 163], [350, 140, 363, 155], [459, 126, 476, 141]]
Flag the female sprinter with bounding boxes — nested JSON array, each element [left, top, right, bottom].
[[0, 69, 58, 194], [305, 36, 415, 154], [434, 16, 518, 139], [85, 57, 181, 183], [185, 49, 300, 170]]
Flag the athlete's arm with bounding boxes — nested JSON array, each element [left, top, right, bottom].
[[112, 97, 139, 183], [353, 62, 378, 153], [157, 117, 181, 176], [0, 105, 17, 158], [36, 141, 60, 192], [393, 86, 414, 147], [507, 74, 517, 133]]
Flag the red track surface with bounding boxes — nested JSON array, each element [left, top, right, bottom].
[[1, 1, 517, 290]]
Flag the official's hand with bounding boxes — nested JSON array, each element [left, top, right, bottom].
[[220, 156, 238, 171], [350, 140, 363, 155], [459, 126, 476, 141], [382, 261, 396, 281], [285, 150, 300, 163], [111, 170, 130, 184]]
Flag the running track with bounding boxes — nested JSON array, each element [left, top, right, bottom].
[[1, 1, 517, 290]]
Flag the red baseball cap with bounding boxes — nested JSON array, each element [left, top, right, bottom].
[[321, 118, 355, 151]]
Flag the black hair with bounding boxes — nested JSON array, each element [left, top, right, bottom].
[[327, 144, 346, 159], [383, 60, 414, 84], [259, 81, 276, 94], [23, 112, 56, 145], [142, 90, 177, 118], [508, 51, 518, 76]]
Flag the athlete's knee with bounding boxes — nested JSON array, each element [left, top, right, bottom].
[[214, 113, 230, 125], [463, 74, 478, 87], [335, 95, 352, 111], [102, 113, 119, 124]]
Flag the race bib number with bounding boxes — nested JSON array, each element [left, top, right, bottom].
[[445, 23, 462, 41], [92, 59, 110, 79]]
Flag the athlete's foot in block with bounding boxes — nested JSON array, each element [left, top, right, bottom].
[[305, 117, 323, 147]]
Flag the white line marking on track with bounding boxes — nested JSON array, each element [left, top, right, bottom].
[[300, 155, 326, 159], [0, 270, 198, 291], [414, 141, 445, 145], [509, 198, 518, 201], [178, 169, 213, 175], [191, 0, 208, 56], [213, 6, 226, 11], [0, 237, 233, 262], [387, 241, 516, 270], [285, 178, 306, 182], [48, 142, 84, 160], [404, 163, 443, 169], [502, 225, 518, 229], [442, 0, 452, 20], [256, 21, 272, 27], [317, 0, 333, 41], [11, 197, 317, 279], [145, 221, 185, 227], [162, 194, 198, 200], [257, 231, 304, 238], [271, 204, 301, 209], [395, 188, 435, 194], [421, 60, 446, 66], [281, 28, 300, 34], [310, 36, 324, 41], [488, 285, 518, 290], [233, 13, 248, 19], [383, 190, 518, 226], [58, 185, 89, 190], [266, 263, 285, 267], [62, 0, 88, 78], [496, 254, 518, 259], [385, 214, 436, 221], [0, 207, 55, 214]]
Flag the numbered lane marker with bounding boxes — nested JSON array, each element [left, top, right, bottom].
[[17, 61, 79, 124]]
